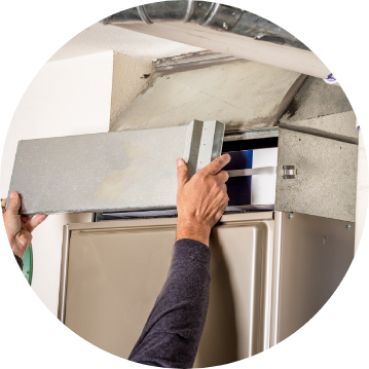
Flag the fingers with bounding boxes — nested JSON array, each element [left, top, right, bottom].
[[176, 158, 189, 189], [1, 198, 6, 214], [214, 192, 229, 220], [21, 215, 34, 223], [214, 170, 229, 185], [204, 154, 231, 176], [6, 192, 21, 216], [219, 183, 227, 193], [25, 214, 48, 233]]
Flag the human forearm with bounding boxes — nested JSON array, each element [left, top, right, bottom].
[[128, 239, 211, 368], [176, 219, 211, 247], [129, 155, 230, 367]]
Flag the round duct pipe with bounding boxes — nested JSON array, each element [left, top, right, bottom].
[[102, 1, 335, 80], [102, 1, 308, 51]]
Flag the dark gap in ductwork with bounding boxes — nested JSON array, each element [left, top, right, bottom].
[[222, 137, 278, 153], [257, 35, 286, 46]]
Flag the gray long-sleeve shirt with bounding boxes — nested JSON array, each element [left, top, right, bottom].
[[13, 238, 210, 367]]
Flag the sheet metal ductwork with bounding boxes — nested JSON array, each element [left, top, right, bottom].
[[102, 1, 308, 51]]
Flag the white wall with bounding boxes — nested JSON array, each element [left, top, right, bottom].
[[1, 50, 113, 315]]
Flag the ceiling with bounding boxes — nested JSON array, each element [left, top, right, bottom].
[[49, 22, 203, 62]]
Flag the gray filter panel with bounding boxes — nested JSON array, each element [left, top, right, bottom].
[[7, 120, 225, 215]]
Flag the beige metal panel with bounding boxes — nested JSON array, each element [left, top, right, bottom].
[[194, 220, 272, 367], [62, 213, 273, 366], [266, 212, 283, 348], [277, 212, 355, 343], [111, 59, 304, 133], [275, 128, 358, 222], [65, 226, 175, 359]]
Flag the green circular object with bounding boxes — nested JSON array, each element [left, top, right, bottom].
[[0, 199, 33, 287]]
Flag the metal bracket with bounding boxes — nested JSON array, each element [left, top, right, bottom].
[[228, 167, 276, 177], [183, 120, 225, 178], [282, 165, 296, 179]]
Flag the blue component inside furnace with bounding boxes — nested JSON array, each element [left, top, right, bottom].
[[223, 150, 253, 206]]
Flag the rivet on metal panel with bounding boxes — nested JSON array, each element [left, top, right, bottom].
[[288, 214, 293, 219], [346, 224, 351, 229], [282, 165, 296, 179]]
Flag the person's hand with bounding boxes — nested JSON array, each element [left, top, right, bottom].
[[1, 192, 48, 259], [176, 154, 231, 246]]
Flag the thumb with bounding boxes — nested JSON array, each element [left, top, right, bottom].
[[7, 192, 21, 216], [176, 159, 189, 189]]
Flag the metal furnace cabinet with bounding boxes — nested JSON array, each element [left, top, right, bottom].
[[58, 210, 354, 367], [59, 55, 358, 369], [57, 118, 358, 366]]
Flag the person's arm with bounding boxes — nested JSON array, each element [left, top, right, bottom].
[[128, 238, 211, 368], [129, 154, 230, 368], [2, 192, 47, 270]]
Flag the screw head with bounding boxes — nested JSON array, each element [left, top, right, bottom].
[[288, 214, 293, 219], [223, 22, 229, 29], [346, 224, 351, 229]]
